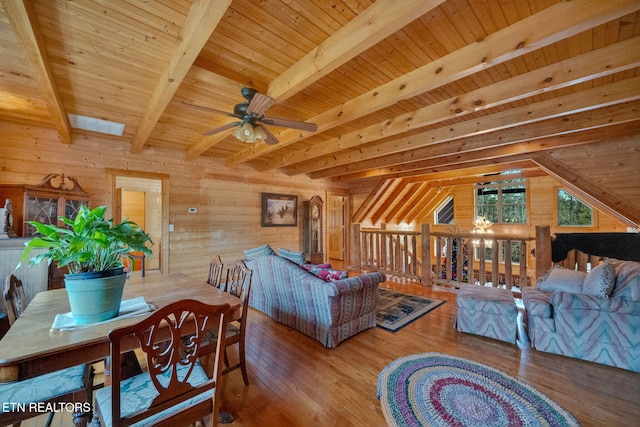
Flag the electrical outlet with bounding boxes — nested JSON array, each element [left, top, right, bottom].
[[188, 207, 197, 213]]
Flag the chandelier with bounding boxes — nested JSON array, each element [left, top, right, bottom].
[[232, 122, 266, 143], [471, 216, 494, 247]]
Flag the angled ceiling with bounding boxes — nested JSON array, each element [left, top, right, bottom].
[[1, 0, 639, 226]]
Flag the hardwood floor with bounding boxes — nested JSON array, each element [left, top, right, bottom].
[[23, 269, 639, 426]]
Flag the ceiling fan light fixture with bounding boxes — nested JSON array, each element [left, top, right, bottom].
[[231, 122, 266, 143], [232, 125, 244, 140], [253, 125, 266, 141], [195, 87, 317, 145], [240, 122, 254, 138]]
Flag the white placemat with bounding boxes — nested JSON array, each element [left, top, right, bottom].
[[50, 296, 155, 332]]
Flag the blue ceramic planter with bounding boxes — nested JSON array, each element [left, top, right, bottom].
[[64, 268, 126, 324]]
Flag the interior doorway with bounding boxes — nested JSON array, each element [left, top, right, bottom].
[[328, 194, 348, 262], [108, 169, 169, 275]]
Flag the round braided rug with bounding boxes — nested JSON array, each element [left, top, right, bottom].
[[377, 352, 579, 427]]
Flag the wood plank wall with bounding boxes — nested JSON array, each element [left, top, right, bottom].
[[0, 121, 348, 286]]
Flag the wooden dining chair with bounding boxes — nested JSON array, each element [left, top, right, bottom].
[[207, 255, 225, 289], [201, 260, 253, 385], [3, 274, 26, 324], [1, 275, 94, 427], [94, 299, 231, 427]]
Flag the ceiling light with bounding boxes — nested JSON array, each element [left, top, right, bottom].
[[471, 216, 494, 247], [232, 122, 265, 143]]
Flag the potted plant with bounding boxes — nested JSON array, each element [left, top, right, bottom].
[[21, 205, 152, 324]]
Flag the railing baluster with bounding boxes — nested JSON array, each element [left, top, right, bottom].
[[491, 239, 499, 287], [466, 239, 476, 285], [356, 226, 534, 288], [519, 240, 527, 289], [504, 239, 513, 290]]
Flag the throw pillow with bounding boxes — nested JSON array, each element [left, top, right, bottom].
[[301, 263, 331, 271], [536, 266, 587, 293], [583, 261, 616, 298], [610, 260, 640, 301], [243, 244, 275, 260], [312, 268, 348, 282], [278, 248, 304, 265]]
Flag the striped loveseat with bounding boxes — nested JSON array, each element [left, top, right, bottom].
[[245, 255, 385, 348], [523, 260, 640, 372]]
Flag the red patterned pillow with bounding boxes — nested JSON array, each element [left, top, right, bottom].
[[301, 263, 331, 272], [312, 268, 348, 282]]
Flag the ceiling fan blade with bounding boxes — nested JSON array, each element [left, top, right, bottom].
[[257, 124, 279, 145], [202, 121, 240, 136], [176, 101, 235, 117], [262, 117, 317, 132], [247, 92, 276, 116]]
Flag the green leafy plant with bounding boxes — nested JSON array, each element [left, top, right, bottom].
[[21, 205, 152, 275]]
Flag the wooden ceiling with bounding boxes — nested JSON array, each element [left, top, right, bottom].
[[1, 0, 639, 226]]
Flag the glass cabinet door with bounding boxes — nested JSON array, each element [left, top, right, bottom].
[[25, 196, 59, 236], [65, 198, 86, 220]]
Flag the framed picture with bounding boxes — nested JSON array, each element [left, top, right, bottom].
[[261, 193, 298, 227]]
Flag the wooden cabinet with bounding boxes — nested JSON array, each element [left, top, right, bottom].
[[0, 174, 90, 237], [303, 195, 324, 264]]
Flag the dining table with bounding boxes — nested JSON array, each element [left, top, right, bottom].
[[0, 272, 242, 425]]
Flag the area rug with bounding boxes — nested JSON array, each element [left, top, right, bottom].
[[377, 289, 445, 332], [377, 352, 580, 427]]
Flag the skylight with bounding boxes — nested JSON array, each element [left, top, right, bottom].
[[67, 114, 125, 136]]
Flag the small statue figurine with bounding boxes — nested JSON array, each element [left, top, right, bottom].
[[0, 198, 15, 238]]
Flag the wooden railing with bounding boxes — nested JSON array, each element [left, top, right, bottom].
[[354, 224, 538, 289], [430, 230, 534, 290], [355, 225, 422, 281]]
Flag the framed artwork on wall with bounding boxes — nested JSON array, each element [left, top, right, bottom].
[[261, 193, 298, 227]]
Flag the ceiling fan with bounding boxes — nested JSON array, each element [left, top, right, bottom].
[[179, 87, 317, 145]]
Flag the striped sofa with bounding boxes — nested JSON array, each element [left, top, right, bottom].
[[523, 260, 640, 372], [245, 255, 385, 348]]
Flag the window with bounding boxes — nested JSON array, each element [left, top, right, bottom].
[[475, 175, 526, 224], [435, 197, 454, 224], [558, 189, 593, 226]]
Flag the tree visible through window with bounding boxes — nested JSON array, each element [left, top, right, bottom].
[[475, 175, 526, 224], [558, 189, 593, 226]]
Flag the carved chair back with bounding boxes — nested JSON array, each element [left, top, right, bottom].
[[4, 274, 26, 325], [208, 255, 224, 289], [101, 299, 231, 426]]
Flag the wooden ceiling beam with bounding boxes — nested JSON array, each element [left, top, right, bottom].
[[184, 0, 445, 160], [402, 161, 538, 184], [531, 152, 640, 227], [399, 186, 437, 224], [411, 188, 453, 225], [425, 169, 547, 189], [266, 36, 640, 171], [268, 0, 445, 102], [351, 178, 397, 223], [370, 180, 412, 225], [384, 183, 423, 224], [130, 0, 232, 154], [304, 83, 640, 179], [336, 126, 640, 182], [226, 0, 639, 166], [370, 155, 533, 182], [2, 0, 71, 144]]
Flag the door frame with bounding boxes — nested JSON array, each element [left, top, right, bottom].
[[106, 168, 170, 275]]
